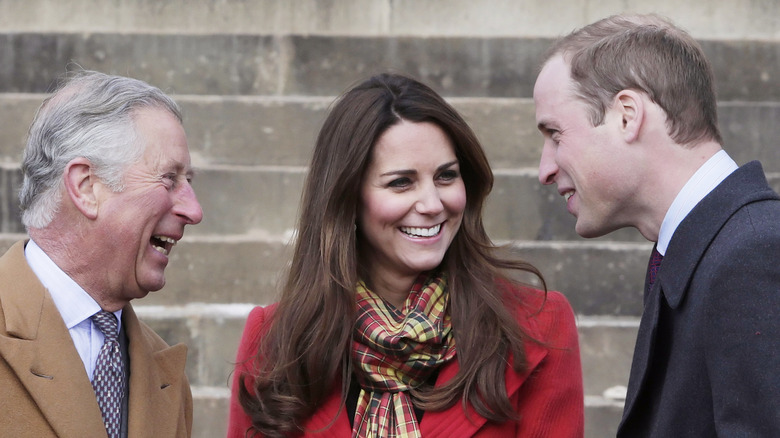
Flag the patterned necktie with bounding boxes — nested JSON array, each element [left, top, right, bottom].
[[647, 247, 664, 291], [91, 311, 124, 438]]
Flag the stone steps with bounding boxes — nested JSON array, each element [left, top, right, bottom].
[[2, 96, 779, 242], [5, 95, 779, 168], [2, 1, 778, 436]]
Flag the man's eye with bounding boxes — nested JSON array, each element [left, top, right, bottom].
[[161, 174, 178, 187]]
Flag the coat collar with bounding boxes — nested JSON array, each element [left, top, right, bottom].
[[302, 332, 550, 437], [659, 161, 778, 309], [0, 240, 189, 437]]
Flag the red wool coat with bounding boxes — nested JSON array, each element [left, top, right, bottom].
[[228, 287, 584, 438]]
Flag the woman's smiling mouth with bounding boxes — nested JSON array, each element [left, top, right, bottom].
[[400, 224, 442, 237]]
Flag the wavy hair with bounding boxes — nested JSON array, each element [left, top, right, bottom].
[[239, 73, 546, 437]]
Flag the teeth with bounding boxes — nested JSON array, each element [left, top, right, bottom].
[[155, 235, 177, 245], [152, 235, 177, 256], [400, 224, 441, 237], [564, 191, 574, 201]]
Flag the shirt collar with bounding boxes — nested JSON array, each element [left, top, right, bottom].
[[24, 239, 122, 330], [657, 150, 738, 255]]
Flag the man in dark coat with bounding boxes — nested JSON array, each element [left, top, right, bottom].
[[533, 13, 780, 437]]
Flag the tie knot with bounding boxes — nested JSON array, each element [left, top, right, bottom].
[[91, 311, 119, 341]]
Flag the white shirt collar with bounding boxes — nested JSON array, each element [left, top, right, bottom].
[[657, 150, 738, 255], [24, 239, 122, 330]]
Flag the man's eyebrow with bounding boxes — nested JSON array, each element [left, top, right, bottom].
[[168, 160, 196, 178]]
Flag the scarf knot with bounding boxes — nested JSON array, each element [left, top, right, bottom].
[[351, 273, 456, 438]]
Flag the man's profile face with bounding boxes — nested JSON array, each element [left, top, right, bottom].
[[93, 107, 203, 303], [534, 55, 640, 238]]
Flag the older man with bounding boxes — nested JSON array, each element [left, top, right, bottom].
[[0, 71, 202, 437], [534, 14, 780, 437]]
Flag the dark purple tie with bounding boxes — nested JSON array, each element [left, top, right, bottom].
[[647, 247, 664, 291], [91, 311, 124, 438]]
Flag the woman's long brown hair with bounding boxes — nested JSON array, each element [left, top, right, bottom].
[[238, 73, 546, 437]]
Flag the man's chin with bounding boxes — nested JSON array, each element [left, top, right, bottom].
[[575, 220, 609, 239]]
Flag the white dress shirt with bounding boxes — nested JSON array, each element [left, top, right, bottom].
[[24, 239, 122, 381], [657, 150, 739, 255]]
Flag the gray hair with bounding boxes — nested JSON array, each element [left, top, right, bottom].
[[20, 70, 182, 229]]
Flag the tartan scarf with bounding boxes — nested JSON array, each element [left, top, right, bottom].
[[351, 272, 456, 438]]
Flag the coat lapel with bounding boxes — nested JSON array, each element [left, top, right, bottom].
[[302, 343, 548, 438], [123, 305, 189, 438], [421, 340, 548, 437], [0, 240, 107, 436], [619, 273, 662, 429]]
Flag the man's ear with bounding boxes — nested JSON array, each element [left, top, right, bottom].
[[615, 90, 644, 143], [64, 157, 99, 220]]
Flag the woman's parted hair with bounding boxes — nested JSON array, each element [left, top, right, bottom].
[[240, 72, 544, 437], [20, 70, 182, 229], [548, 13, 722, 146]]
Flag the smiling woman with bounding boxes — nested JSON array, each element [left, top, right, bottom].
[[228, 73, 585, 438], [358, 120, 466, 308]]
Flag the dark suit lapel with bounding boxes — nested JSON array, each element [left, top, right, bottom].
[[619, 275, 662, 430], [620, 162, 779, 432], [662, 161, 779, 309], [0, 241, 107, 436], [123, 304, 189, 438]]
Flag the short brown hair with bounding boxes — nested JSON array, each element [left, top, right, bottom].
[[547, 14, 722, 146]]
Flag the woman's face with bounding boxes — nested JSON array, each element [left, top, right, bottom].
[[357, 120, 466, 290]]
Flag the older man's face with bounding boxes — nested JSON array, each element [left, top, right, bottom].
[[94, 107, 202, 305]]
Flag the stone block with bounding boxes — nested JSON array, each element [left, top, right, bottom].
[[1, 0, 779, 41], [142, 239, 289, 305], [192, 387, 230, 438], [507, 242, 652, 316], [3, 96, 780, 173], [0, 167, 24, 233], [183, 96, 327, 167], [585, 399, 623, 438], [143, 238, 650, 317], [189, 166, 306, 237], [138, 305, 252, 388], [577, 318, 638, 396], [720, 103, 780, 169], [2, 34, 776, 100]]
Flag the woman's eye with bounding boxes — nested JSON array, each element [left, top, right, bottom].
[[388, 177, 410, 188], [388, 177, 411, 188], [439, 169, 459, 181]]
